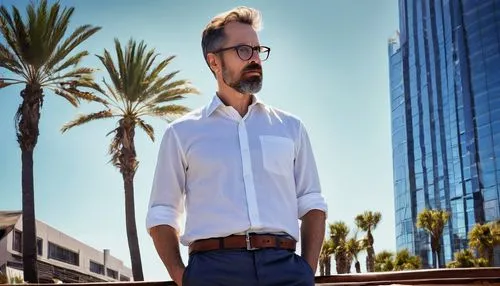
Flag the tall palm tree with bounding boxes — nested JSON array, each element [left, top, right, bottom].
[[346, 235, 365, 273], [468, 222, 500, 266], [416, 208, 450, 268], [319, 239, 334, 276], [61, 38, 199, 281], [329, 221, 350, 274], [0, 1, 100, 282], [355, 211, 382, 272]]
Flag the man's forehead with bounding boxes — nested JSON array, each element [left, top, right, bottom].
[[224, 22, 259, 45]]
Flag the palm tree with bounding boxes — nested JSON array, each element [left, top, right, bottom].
[[468, 221, 500, 266], [393, 249, 421, 271], [355, 211, 382, 272], [374, 250, 394, 272], [345, 235, 365, 273], [329, 221, 350, 274], [447, 249, 489, 268], [319, 239, 334, 276], [61, 38, 199, 281], [416, 208, 450, 268], [0, 1, 100, 281]]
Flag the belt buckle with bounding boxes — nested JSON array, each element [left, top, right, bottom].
[[245, 232, 258, 251]]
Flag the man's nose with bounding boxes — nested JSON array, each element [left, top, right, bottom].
[[249, 51, 262, 65]]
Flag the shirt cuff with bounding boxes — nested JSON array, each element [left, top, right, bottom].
[[146, 205, 182, 234], [297, 192, 328, 219]]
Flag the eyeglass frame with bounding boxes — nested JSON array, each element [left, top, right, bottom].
[[210, 44, 271, 61]]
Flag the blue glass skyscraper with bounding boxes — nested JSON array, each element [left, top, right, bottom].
[[389, 0, 500, 268]]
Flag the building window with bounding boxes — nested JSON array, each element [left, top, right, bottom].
[[106, 268, 118, 279], [48, 242, 79, 266], [12, 230, 22, 253], [37, 238, 43, 256], [11, 231, 42, 257], [89, 261, 104, 275], [119, 275, 130, 281]]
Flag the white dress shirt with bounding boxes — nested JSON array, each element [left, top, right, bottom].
[[146, 94, 328, 246]]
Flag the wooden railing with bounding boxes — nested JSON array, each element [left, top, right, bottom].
[[3, 268, 500, 285], [315, 267, 500, 285]]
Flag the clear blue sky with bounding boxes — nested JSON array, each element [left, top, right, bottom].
[[0, 0, 399, 280]]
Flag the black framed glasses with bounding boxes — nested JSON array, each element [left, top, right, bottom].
[[212, 44, 271, 61]]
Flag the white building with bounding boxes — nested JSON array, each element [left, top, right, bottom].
[[0, 211, 133, 283]]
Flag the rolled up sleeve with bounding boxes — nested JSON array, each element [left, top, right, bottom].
[[295, 122, 328, 219], [146, 124, 186, 233]]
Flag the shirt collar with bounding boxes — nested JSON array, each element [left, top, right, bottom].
[[205, 93, 265, 117]]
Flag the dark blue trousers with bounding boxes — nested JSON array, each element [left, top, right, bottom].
[[182, 248, 315, 286]]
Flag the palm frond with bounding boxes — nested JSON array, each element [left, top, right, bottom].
[[136, 118, 155, 141], [141, 70, 179, 99], [0, 6, 26, 72], [97, 50, 122, 96], [48, 50, 89, 76], [61, 109, 114, 133], [42, 67, 95, 85], [114, 39, 127, 96], [0, 42, 24, 74], [151, 87, 200, 105], [25, 0, 53, 67], [101, 78, 120, 105], [140, 104, 190, 120], [54, 86, 109, 105], [42, 0, 64, 56], [355, 211, 382, 232], [11, 4, 41, 71], [44, 25, 101, 71], [144, 55, 173, 81], [53, 89, 79, 107], [0, 78, 24, 88]]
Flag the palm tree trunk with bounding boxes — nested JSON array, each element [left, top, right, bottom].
[[355, 261, 361, 273], [366, 246, 375, 272], [326, 257, 331, 276], [435, 251, 440, 269], [17, 85, 43, 283], [336, 252, 348, 274], [123, 174, 143, 281], [21, 149, 37, 283], [319, 257, 325, 276], [346, 257, 352, 273], [366, 230, 375, 272], [120, 122, 144, 281], [431, 238, 440, 268], [327, 257, 331, 276]]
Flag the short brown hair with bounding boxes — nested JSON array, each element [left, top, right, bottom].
[[201, 6, 262, 68]]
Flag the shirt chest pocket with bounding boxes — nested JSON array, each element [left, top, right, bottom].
[[259, 135, 295, 176]]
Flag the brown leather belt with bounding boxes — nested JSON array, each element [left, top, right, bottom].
[[188, 234, 296, 254]]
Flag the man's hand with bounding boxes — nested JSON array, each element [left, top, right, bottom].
[[150, 225, 186, 285], [300, 209, 326, 273]]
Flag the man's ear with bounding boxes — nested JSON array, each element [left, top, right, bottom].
[[207, 53, 219, 73]]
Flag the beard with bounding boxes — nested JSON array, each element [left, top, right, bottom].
[[222, 60, 263, 95]]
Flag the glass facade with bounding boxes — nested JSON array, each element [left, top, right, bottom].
[[390, 0, 500, 268]]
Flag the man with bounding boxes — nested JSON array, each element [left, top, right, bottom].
[[146, 6, 328, 286]]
